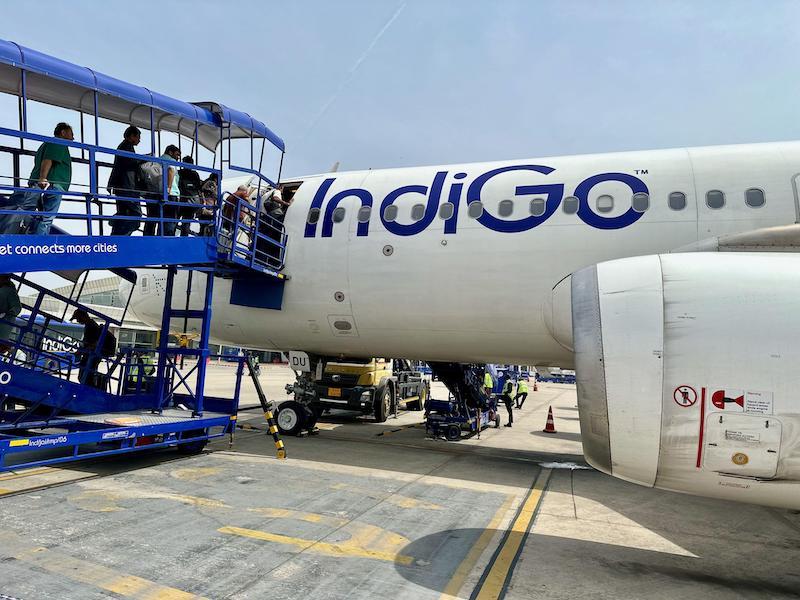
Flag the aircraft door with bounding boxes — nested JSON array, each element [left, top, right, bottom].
[[790, 173, 800, 223]]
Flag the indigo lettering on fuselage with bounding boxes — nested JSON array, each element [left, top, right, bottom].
[[304, 165, 649, 237]]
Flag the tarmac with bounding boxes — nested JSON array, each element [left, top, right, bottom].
[[0, 364, 798, 599]]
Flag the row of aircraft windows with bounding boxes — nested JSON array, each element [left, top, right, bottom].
[[307, 188, 767, 224]]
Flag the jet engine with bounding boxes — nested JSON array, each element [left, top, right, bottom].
[[570, 252, 800, 509]]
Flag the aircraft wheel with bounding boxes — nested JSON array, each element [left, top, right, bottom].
[[409, 382, 428, 411], [305, 404, 323, 430], [276, 401, 306, 436], [445, 424, 461, 441]]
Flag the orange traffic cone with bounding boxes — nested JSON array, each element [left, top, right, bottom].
[[543, 405, 557, 434], [533, 381, 539, 392]]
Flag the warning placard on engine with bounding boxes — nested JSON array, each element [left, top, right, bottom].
[[708, 388, 774, 415], [744, 391, 773, 415], [725, 430, 761, 443]]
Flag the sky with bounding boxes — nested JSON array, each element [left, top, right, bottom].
[[2, 0, 800, 179]]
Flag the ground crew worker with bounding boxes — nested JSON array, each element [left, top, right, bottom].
[[484, 369, 494, 397], [501, 377, 514, 427], [515, 377, 529, 409], [128, 352, 155, 391]]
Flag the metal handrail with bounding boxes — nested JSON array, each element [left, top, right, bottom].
[[0, 126, 222, 237]]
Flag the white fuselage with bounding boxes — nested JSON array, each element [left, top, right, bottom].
[[131, 141, 800, 364]]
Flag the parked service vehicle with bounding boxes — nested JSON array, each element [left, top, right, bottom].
[[277, 356, 429, 435]]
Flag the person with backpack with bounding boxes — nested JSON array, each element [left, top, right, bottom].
[[108, 126, 143, 236], [0, 122, 74, 235], [142, 145, 181, 236], [198, 173, 218, 236], [177, 155, 202, 237], [71, 308, 115, 389]]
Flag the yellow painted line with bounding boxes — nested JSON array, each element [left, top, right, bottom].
[[0, 467, 52, 481], [219, 526, 415, 565], [439, 493, 516, 600], [473, 469, 552, 600], [0, 531, 204, 599]]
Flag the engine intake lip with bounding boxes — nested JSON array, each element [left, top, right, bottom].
[[571, 265, 612, 475]]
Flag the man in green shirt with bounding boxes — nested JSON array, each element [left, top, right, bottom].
[[0, 122, 73, 235]]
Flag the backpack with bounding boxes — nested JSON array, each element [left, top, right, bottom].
[[101, 329, 117, 357], [139, 161, 163, 193]]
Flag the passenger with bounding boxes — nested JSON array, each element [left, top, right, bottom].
[[514, 377, 528, 409], [0, 275, 21, 356], [253, 187, 289, 264], [501, 375, 514, 427], [143, 145, 181, 236], [222, 185, 250, 232], [177, 155, 202, 237], [71, 308, 113, 389], [199, 173, 218, 236], [0, 122, 74, 235], [108, 126, 143, 236], [262, 187, 291, 220]]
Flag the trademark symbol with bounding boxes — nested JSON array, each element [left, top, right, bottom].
[[635, 169, 648, 175]]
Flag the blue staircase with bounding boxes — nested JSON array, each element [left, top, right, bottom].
[[0, 37, 290, 469]]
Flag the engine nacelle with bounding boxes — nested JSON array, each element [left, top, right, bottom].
[[572, 253, 800, 509]]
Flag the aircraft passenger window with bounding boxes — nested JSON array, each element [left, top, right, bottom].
[[530, 198, 546, 217], [498, 199, 514, 217], [307, 207, 321, 224], [563, 196, 579, 214], [668, 191, 687, 210], [357, 206, 372, 223], [596, 195, 614, 213], [411, 203, 426, 221], [467, 201, 484, 218], [632, 192, 649, 213], [745, 188, 765, 208], [706, 190, 725, 209], [439, 202, 454, 220], [383, 205, 398, 222], [332, 207, 346, 223]]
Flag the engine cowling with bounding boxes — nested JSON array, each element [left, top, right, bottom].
[[572, 252, 800, 509]]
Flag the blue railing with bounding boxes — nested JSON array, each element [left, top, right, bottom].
[[219, 191, 287, 272], [0, 127, 287, 271], [0, 126, 219, 238]]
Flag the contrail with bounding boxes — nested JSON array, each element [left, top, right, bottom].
[[303, 2, 406, 139]]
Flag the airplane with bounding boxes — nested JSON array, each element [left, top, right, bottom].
[[127, 140, 800, 511]]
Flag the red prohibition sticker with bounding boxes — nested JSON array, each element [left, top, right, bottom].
[[673, 385, 698, 407]]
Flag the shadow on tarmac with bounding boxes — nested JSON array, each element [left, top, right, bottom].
[[394, 519, 800, 599], [529, 429, 582, 443]]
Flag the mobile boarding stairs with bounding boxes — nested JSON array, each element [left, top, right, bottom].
[[0, 39, 289, 471]]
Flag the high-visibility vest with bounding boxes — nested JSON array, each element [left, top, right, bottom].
[[517, 380, 528, 394], [130, 355, 155, 378], [484, 372, 493, 388], [503, 380, 514, 395]]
